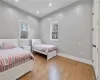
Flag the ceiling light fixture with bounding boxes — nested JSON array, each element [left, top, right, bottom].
[[15, 0, 19, 2], [49, 3, 52, 7], [37, 11, 39, 14], [48, 18, 51, 21]]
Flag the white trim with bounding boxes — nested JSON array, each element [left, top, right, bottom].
[[92, 0, 99, 78], [57, 53, 93, 65], [92, 63, 98, 79]]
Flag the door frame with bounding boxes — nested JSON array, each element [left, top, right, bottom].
[[92, 0, 99, 79]]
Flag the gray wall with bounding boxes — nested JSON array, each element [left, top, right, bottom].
[[0, 0, 93, 60], [40, 0, 93, 60], [0, 1, 40, 45]]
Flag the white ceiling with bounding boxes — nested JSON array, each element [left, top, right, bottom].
[[3, 0, 79, 18]]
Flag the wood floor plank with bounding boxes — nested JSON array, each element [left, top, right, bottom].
[[20, 54, 96, 80]]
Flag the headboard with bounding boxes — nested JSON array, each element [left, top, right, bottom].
[[32, 39, 42, 46], [0, 39, 18, 46]]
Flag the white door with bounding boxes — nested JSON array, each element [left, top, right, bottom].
[[92, 0, 98, 78]]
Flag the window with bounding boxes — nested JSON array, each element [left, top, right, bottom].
[[19, 20, 29, 39], [50, 21, 58, 41]]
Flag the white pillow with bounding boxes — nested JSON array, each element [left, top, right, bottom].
[[2, 42, 16, 49]]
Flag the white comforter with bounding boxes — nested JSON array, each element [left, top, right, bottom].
[[33, 44, 57, 53]]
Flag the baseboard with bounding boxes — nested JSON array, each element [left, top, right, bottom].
[[57, 53, 93, 65], [92, 63, 98, 79]]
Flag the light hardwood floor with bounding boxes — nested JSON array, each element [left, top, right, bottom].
[[20, 53, 96, 80]]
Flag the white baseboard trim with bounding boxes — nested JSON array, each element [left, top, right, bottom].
[[57, 53, 93, 65], [92, 63, 98, 79]]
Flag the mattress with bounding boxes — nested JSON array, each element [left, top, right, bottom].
[[33, 44, 57, 53], [0, 47, 34, 72]]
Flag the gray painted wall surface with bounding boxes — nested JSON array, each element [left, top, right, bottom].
[[40, 0, 93, 60], [0, 1, 40, 45], [0, 0, 93, 60]]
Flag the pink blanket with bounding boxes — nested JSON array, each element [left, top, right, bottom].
[[0, 47, 34, 72]]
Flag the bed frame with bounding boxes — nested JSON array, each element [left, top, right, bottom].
[[0, 39, 34, 80], [32, 39, 57, 60]]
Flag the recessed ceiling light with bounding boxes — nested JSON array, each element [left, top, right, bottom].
[[48, 18, 51, 21], [37, 11, 39, 14], [15, 0, 19, 2], [81, 52, 83, 54], [49, 3, 52, 7], [78, 42, 81, 44]]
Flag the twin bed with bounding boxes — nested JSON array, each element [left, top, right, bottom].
[[0, 39, 34, 80], [0, 39, 57, 80], [32, 39, 57, 60]]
